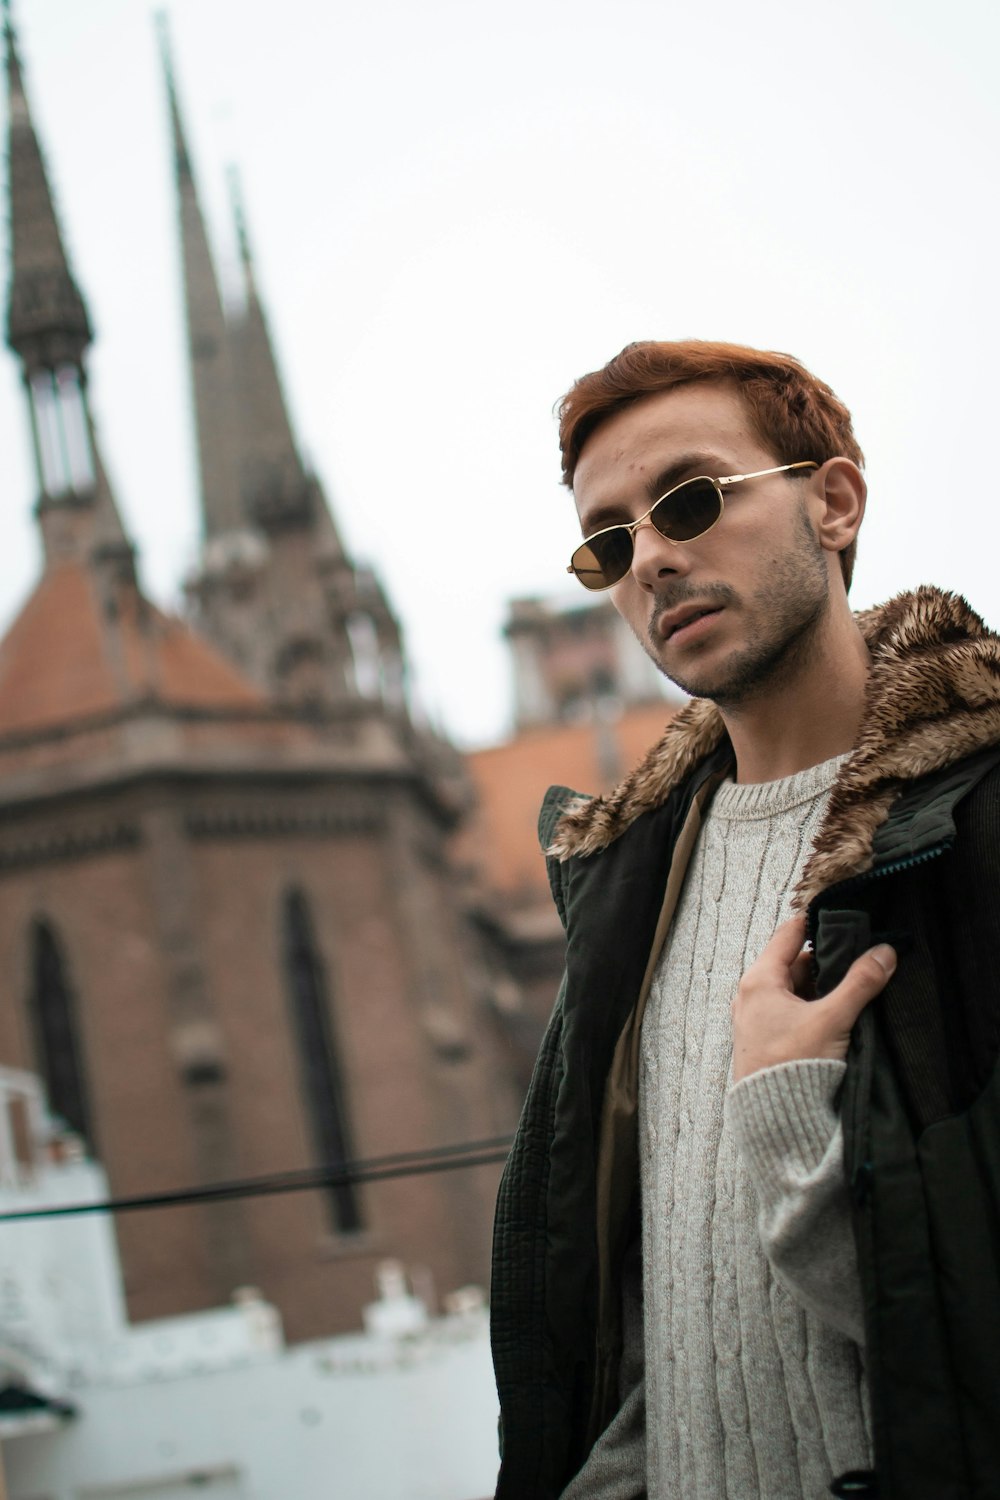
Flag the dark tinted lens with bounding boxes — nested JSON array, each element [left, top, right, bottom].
[[570, 527, 634, 590], [651, 477, 721, 541]]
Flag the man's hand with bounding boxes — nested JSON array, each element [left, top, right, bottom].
[[731, 914, 896, 1083]]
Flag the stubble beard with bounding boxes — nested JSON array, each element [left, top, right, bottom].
[[642, 509, 831, 709]]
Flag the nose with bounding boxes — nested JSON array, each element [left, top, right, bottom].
[[629, 518, 692, 591]]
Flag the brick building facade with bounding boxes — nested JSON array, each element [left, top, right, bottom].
[[0, 10, 519, 1341]]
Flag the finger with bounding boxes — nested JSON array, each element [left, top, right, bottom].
[[822, 944, 897, 1026], [756, 914, 808, 973]]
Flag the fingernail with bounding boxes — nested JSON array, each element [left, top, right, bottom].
[[869, 944, 897, 976]]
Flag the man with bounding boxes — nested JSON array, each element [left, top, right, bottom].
[[490, 340, 1000, 1500]]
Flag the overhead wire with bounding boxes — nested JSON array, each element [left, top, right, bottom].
[[0, 1134, 515, 1222]]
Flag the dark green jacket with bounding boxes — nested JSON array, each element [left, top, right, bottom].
[[490, 588, 1000, 1499]]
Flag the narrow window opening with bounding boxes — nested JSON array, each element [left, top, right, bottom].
[[27, 367, 95, 497], [345, 612, 380, 700], [283, 890, 361, 1233], [55, 365, 95, 490], [28, 919, 93, 1152], [29, 371, 68, 496]]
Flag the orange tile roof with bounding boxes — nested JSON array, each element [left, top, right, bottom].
[[457, 699, 678, 902], [0, 561, 263, 738]]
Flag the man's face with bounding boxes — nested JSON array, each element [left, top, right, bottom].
[[571, 380, 832, 707]]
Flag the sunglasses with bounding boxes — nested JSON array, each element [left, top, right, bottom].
[[567, 462, 820, 592]]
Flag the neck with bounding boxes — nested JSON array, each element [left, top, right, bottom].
[[722, 604, 871, 785]]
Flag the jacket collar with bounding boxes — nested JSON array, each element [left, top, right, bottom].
[[548, 587, 1000, 909]]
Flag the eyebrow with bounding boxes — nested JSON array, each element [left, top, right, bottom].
[[579, 451, 729, 535], [642, 452, 729, 504]]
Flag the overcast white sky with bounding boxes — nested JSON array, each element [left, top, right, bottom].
[[0, 0, 997, 746]]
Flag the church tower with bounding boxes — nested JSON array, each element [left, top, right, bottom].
[[0, 0, 261, 1306], [0, 8, 518, 1341], [160, 22, 407, 717]]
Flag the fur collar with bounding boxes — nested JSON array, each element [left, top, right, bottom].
[[547, 587, 1000, 910]]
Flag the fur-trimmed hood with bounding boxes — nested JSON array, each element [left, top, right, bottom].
[[547, 587, 1000, 910]]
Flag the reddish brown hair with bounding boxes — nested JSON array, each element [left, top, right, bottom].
[[558, 340, 864, 588]]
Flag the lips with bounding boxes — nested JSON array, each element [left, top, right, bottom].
[[657, 603, 723, 641]]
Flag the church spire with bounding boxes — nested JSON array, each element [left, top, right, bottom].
[[162, 36, 409, 714], [227, 169, 317, 535], [158, 14, 243, 542], [3, 0, 131, 568], [4, 0, 88, 368]]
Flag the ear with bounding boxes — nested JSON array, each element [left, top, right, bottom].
[[811, 458, 866, 557]]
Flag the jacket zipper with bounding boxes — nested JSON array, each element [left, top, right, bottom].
[[805, 838, 954, 953]]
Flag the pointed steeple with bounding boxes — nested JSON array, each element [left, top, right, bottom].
[[228, 170, 315, 534], [3, 0, 131, 571], [162, 45, 412, 716], [158, 14, 243, 542], [4, 0, 89, 370]]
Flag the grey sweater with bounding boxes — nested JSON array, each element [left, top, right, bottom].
[[562, 758, 872, 1500]]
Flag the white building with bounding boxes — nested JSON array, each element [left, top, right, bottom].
[[0, 1069, 499, 1500]]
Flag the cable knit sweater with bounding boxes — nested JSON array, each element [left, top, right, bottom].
[[562, 756, 872, 1500]]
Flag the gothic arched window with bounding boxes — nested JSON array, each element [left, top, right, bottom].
[[28, 919, 93, 1151], [282, 889, 362, 1233]]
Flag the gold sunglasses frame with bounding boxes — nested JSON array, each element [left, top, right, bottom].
[[567, 461, 820, 591]]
